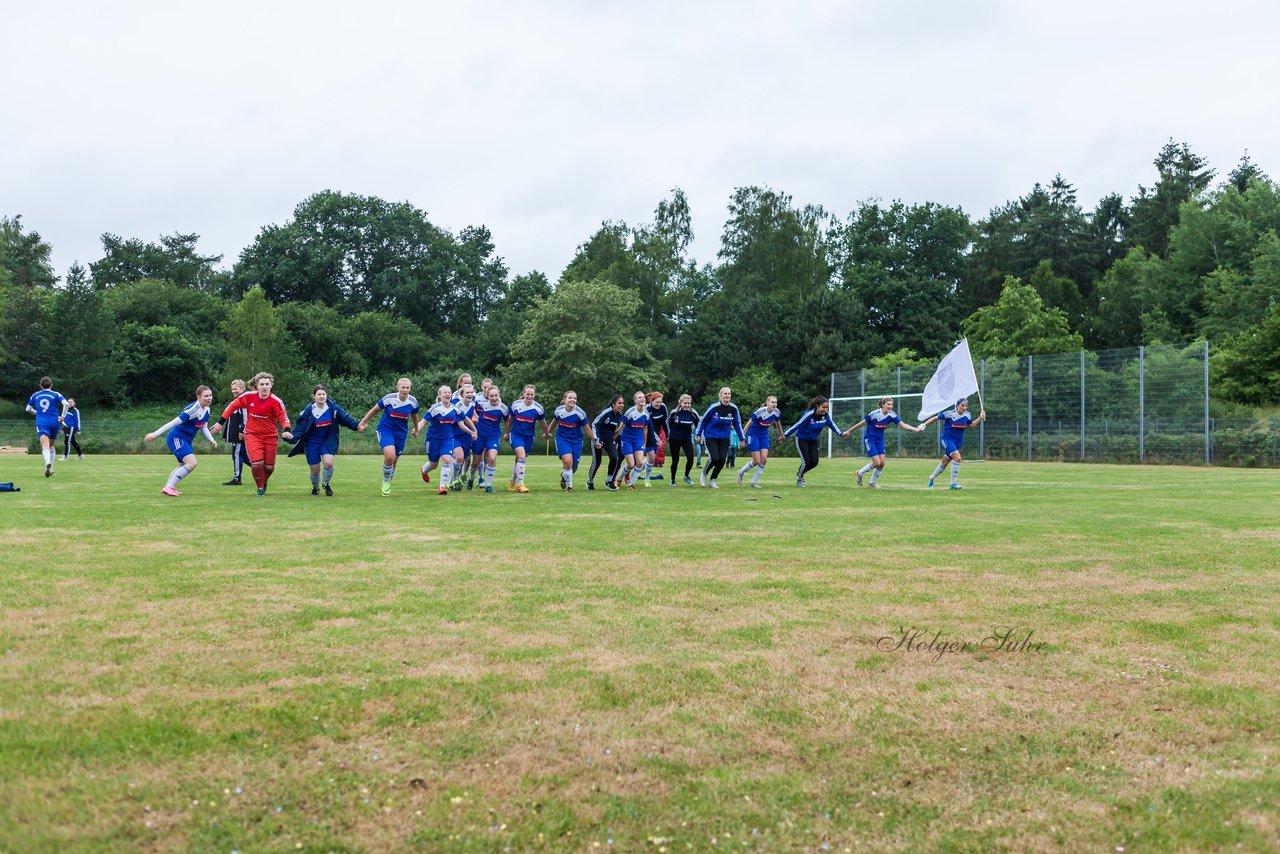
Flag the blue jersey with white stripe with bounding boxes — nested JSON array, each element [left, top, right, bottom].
[[784, 409, 842, 441], [306, 403, 336, 445], [375, 393, 419, 436], [27, 389, 65, 428], [474, 400, 508, 439], [425, 402, 460, 444], [167, 402, 211, 444], [863, 409, 901, 440], [941, 410, 975, 445], [747, 406, 783, 439], [620, 406, 649, 444], [552, 404, 591, 445], [451, 402, 476, 443], [697, 402, 745, 441], [63, 409, 81, 431], [508, 400, 545, 442]]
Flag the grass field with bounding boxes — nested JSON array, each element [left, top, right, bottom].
[[1, 453, 1278, 852]]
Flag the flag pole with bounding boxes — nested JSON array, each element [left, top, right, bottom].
[[963, 338, 985, 414]]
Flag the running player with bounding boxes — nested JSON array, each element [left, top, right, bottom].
[[504, 385, 545, 493], [421, 386, 460, 495], [588, 395, 625, 491], [643, 392, 668, 486], [617, 391, 650, 490], [844, 397, 923, 488], [666, 394, 700, 486], [919, 398, 986, 489], [25, 377, 68, 478], [221, 379, 246, 485], [220, 373, 292, 496], [357, 378, 421, 496], [695, 387, 745, 489], [737, 396, 784, 488], [448, 385, 479, 491], [469, 385, 508, 493], [783, 396, 843, 487], [546, 390, 594, 492], [145, 385, 223, 496], [285, 384, 365, 495]]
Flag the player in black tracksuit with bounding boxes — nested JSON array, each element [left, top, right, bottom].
[[666, 394, 700, 486], [587, 396, 625, 490], [221, 379, 246, 485]]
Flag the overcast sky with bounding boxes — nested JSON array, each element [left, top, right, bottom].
[[5, 0, 1279, 282]]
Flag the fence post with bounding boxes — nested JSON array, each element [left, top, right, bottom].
[[1027, 355, 1034, 462], [896, 366, 902, 457], [979, 358, 985, 459], [1272, 416, 1277, 466], [1080, 349, 1086, 462], [1203, 340, 1210, 466], [1138, 346, 1145, 464]]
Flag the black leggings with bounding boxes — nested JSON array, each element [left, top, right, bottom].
[[668, 438, 695, 479], [705, 437, 730, 481], [589, 437, 621, 485], [230, 441, 244, 480], [63, 429, 82, 457], [796, 438, 820, 477]]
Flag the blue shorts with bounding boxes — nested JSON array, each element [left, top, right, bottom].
[[864, 437, 886, 458], [378, 429, 407, 456], [620, 437, 645, 456], [167, 434, 194, 463], [452, 435, 472, 455], [426, 441, 452, 463], [304, 441, 329, 466], [510, 434, 535, 453], [556, 436, 582, 461], [941, 437, 963, 456], [472, 434, 496, 455], [36, 423, 59, 441], [746, 434, 770, 453]]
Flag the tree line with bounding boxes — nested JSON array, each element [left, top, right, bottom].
[[2, 140, 1277, 418]]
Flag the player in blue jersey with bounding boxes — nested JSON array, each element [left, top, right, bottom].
[[642, 392, 668, 486], [357, 377, 421, 496], [285, 384, 365, 496], [919, 398, 986, 489], [783, 396, 844, 487], [60, 397, 84, 461], [420, 386, 461, 496], [695, 387, 746, 489], [25, 376, 69, 478], [504, 385, 545, 493], [545, 390, 595, 492], [468, 385, 508, 493], [844, 397, 924, 488], [666, 394, 700, 486], [144, 385, 225, 496], [616, 391, 651, 490], [447, 385, 479, 491], [737, 396, 785, 488]]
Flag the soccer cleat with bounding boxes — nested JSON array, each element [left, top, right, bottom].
[[709, 479, 719, 489], [420, 467, 431, 484], [77, 454, 84, 460], [560, 478, 567, 490], [484, 485, 495, 494], [684, 476, 693, 486], [324, 484, 333, 497], [796, 478, 807, 488], [669, 478, 676, 486], [466, 478, 474, 491], [587, 482, 595, 491], [256, 487, 265, 497], [161, 486, 180, 497], [605, 482, 619, 491], [311, 486, 320, 495], [643, 480, 651, 488], [737, 471, 744, 485], [927, 477, 935, 489], [566, 486, 574, 493], [450, 479, 462, 492], [856, 470, 863, 487], [627, 484, 636, 491], [867, 483, 880, 489], [508, 480, 516, 492], [380, 481, 391, 496], [59, 455, 68, 461], [517, 484, 530, 494], [223, 478, 242, 486], [438, 486, 449, 495], [750, 482, 762, 489], [950, 483, 963, 490]]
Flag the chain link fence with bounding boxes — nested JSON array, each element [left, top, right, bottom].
[[829, 343, 1279, 467]]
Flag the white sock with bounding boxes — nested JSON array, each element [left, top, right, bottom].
[[628, 465, 641, 485], [738, 461, 755, 476], [166, 465, 191, 490], [515, 460, 527, 484], [870, 467, 882, 483], [951, 461, 960, 485], [322, 466, 334, 485], [931, 463, 946, 480], [752, 464, 765, 484], [486, 464, 496, 483], [857, 463, 873, 476], [440, 458, 453, 484], [643, 461, 652, 481], [45, 448, 54, 465], [382, 464, 395, 483], [565, 468, 573, 489]]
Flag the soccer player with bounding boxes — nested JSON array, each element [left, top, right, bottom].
[[60, 397, 84, 461], [695, 387, 745, 489], [221, 379, 246, 485], [546, 390, 594, 492], [588, 395, 625, 491], [25, 376, 68, 478], [616, 391, 651, 490], [783, 396, 844, 487], [665, 394, 700, 486], [642, 392, 668, 487], [145, 385, 223, 496], [737, 396, 785, 488], [285, 384, 364, 496], [469, 385, 508, 493], [844, 397, 924, 488], [421, 386, 460, 495], [504, 385, 545, 493], [220, 373, 292, 496], [448, 385, 479, 491], [919, 398, 986, 489], [357, 377, 421, 496]]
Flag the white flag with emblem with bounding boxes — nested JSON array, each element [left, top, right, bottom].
[[917, 339, 980, 420]]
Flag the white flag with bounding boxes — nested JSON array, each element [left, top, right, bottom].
[[917, 339, 980, 420]]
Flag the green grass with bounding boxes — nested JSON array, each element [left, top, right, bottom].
[[1, 453, 1278, 852]]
